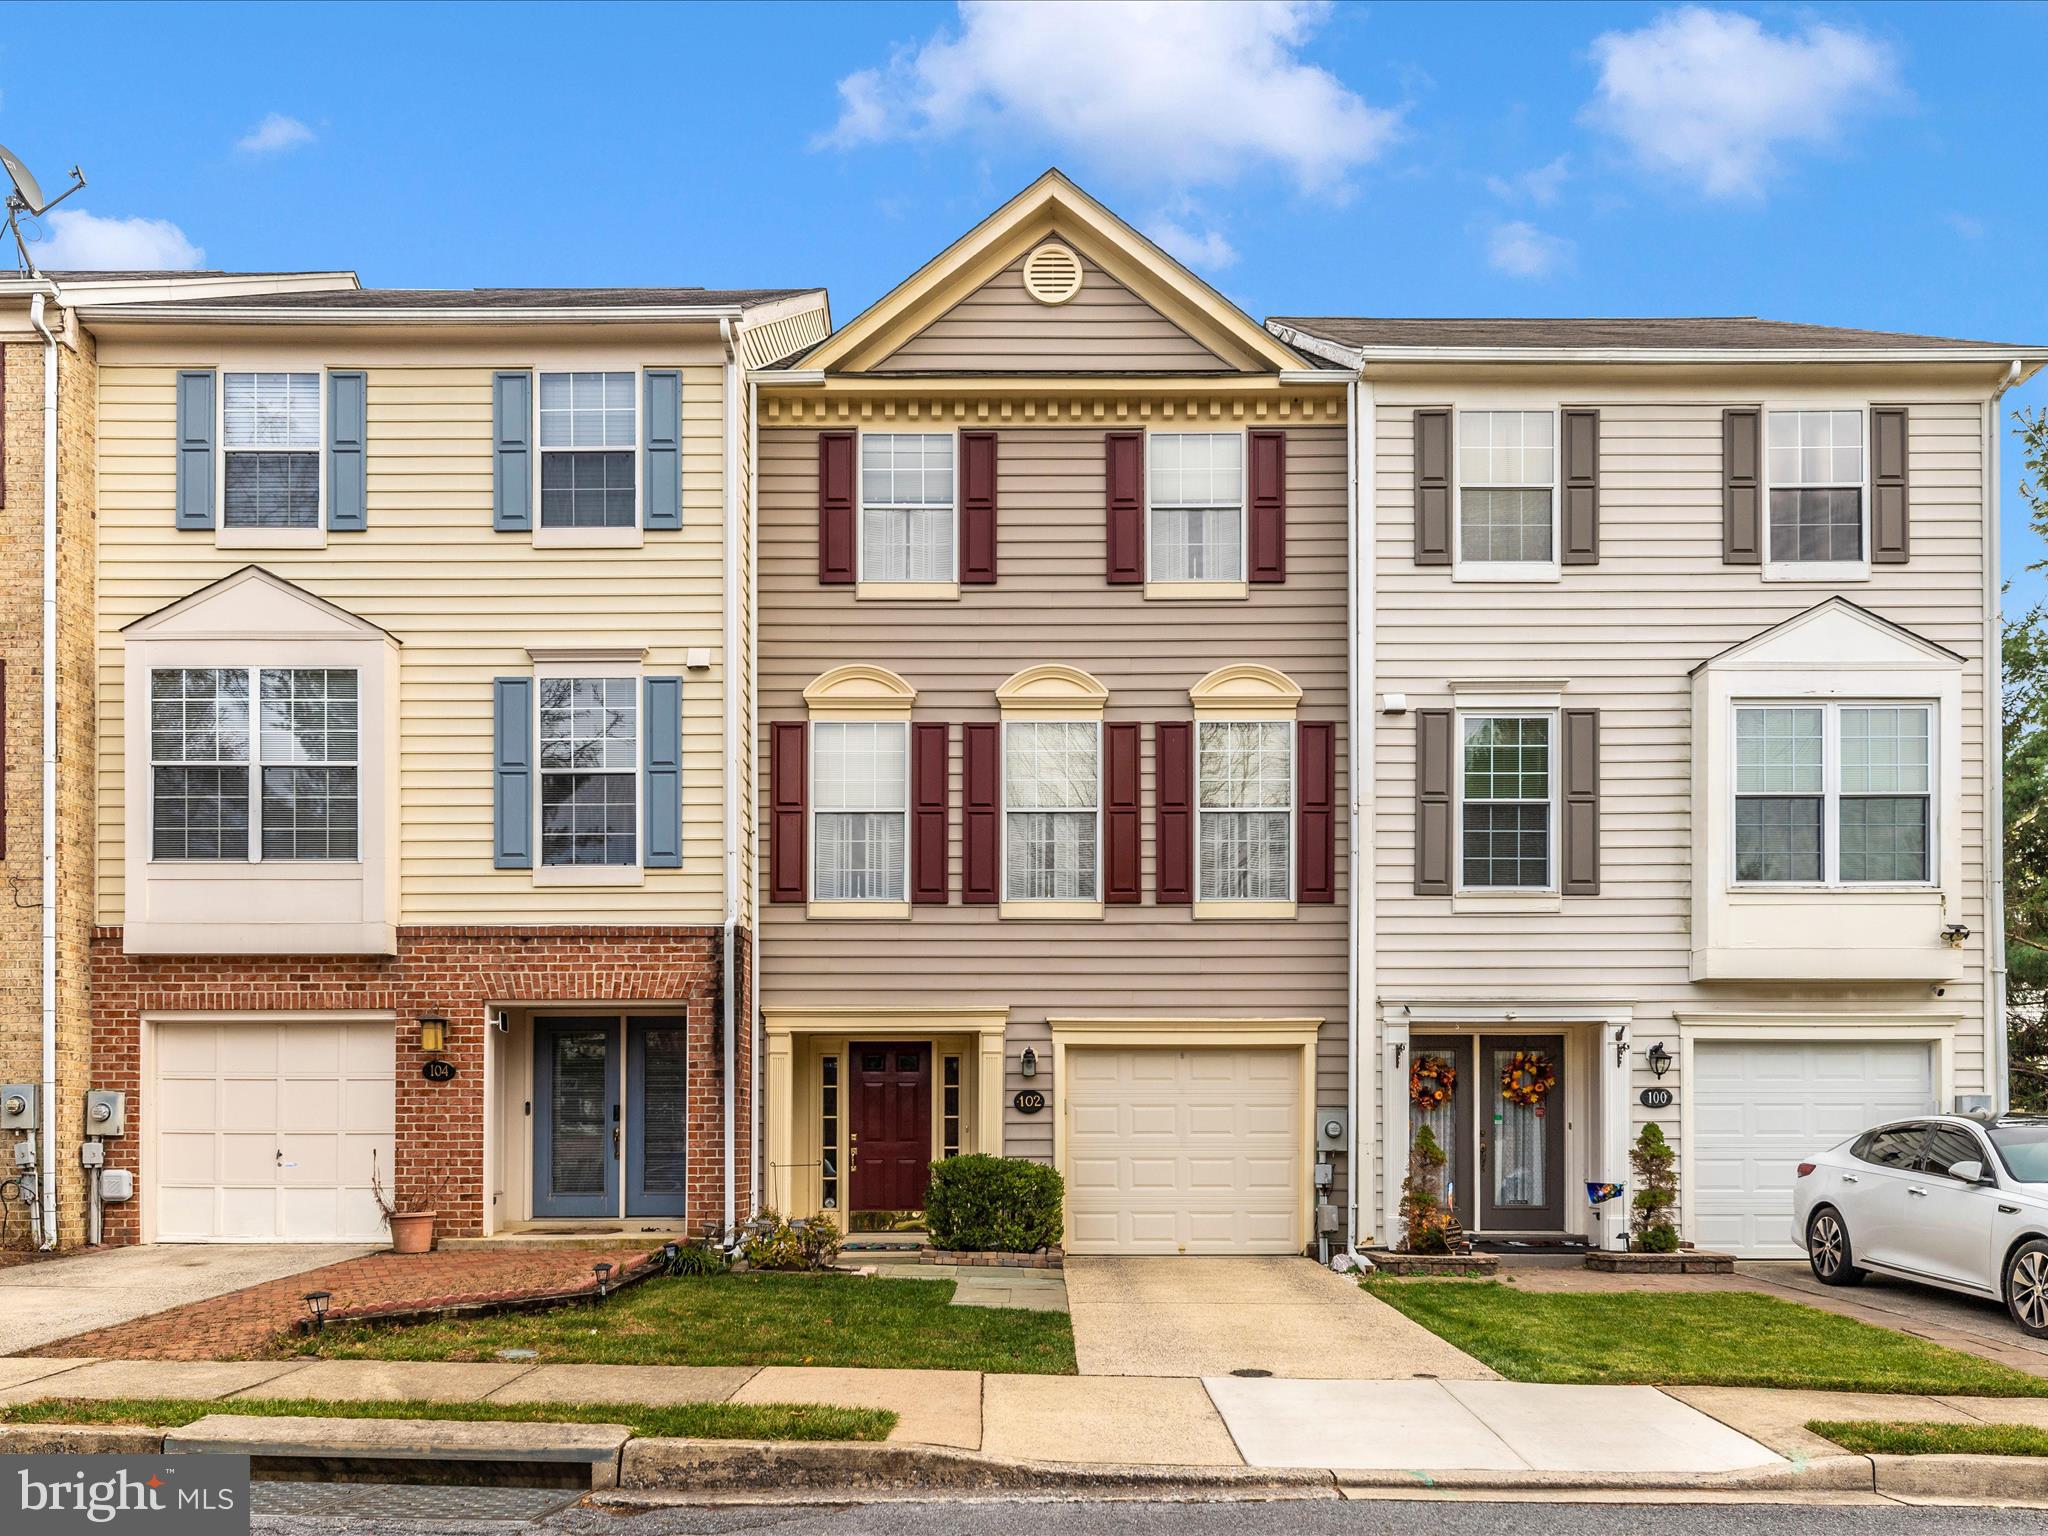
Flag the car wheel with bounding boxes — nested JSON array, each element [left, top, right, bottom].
[[2005, 1241, 2048, 1337], [1807, 1206, 1867, 1286]]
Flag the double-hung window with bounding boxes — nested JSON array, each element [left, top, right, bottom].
[[1459, 714, 1553, 890], [539, 372, 636, 528], [1196, 720, 1291, 900], [1004, 720, 1099, 902], [812, 720, 909, 900], [150, 666, 358, 861], [1457, 410, 1555, 575], [860, 434, 954, 582], [1150, 433, 1243, 582], [538, 677, 638, 867], [223, 372, 321, 528], [1766, 410, 1864, 569], [1734, 703, 1931, 885]]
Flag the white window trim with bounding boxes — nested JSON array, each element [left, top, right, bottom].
[[1453, 708, 1560, 896], [1193, 715, 1295, 918], [998, 717, 1103, 918], [215, 366, 328, 551], [1452, 405, 1562, 583], [808, 718, 912, 913], [1728, 698, 1938, 892], [531, 657, 645, 888], [1761, 401, 1871, 584], [1144, 428, 1249, 599], [532, 367, 645, 551], [856, 429, 959, 599]]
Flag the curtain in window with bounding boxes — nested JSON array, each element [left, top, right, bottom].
[[1491, 1048, 1546, 1210]]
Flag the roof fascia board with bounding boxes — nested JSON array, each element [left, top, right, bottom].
[[754, 372, 1347, 399]]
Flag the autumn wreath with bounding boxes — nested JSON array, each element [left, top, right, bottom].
[[1409, 1053, 1457, 1112], [1500, 1049, 1557, 1108]]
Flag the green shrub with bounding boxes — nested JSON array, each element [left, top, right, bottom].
[[1399, 1124, 1454, 1255], [660, 1236, 729, 1277], [924, 1155, 1064, 1252], [742, 1210, 841, 1271], [1630, 1123, 1681, 1253]]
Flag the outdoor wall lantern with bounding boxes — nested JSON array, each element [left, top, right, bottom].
[[303, 1290, 332, 1331], [592, 1261, 614, 1297], [417, 1014, 449, 1055], [1646, 1042, 1673, 1078], [1020, 1047, 1038, 1079], [1943, 924, 1971, 949]]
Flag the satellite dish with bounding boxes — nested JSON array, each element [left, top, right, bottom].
[[0, 142, 87, 275], [0, 143, 47, 214]]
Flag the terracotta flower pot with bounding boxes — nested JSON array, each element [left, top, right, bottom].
[[388, 1210, 437, 1254]]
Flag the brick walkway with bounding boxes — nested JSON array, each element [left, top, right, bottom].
[[28, 1246, 658, 1361]]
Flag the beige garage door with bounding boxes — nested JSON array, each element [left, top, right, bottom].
[[1065, 1047, 1302, 1255], [153, 1019, 394, 1242]]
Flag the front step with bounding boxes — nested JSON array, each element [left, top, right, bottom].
[[838, 1233, 931, 1265]]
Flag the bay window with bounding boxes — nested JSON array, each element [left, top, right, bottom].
[[1734, 702, 1931, 885]]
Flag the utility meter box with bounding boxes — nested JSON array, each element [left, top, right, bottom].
[[1315, 1107, 1348, 1153], [101, 1168, 134, 1202], [85, 1089, 126, 1137], [0, 1085, 39, 1132]]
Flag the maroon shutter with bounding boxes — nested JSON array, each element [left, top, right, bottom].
[[818, 431, 856, 584], [769, 721, 807, 903], [1154, 720, 1193, 904], [1105, 431, 1144, 584], [960, 430, 998, 584], [1249, 429, 1286, 583], [1297, 721, 1336, 903], [1104, 721, 1141, 904], [911, 722, 950, 904], [962, 722, 1000, 904]]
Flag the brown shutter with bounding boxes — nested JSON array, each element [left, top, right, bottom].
[[962, 722, 999, 904], [1414, 708, 1453, 895], [960, 430, 998, 583], [818, 431, 856, 584], [1722, 408, 1761, 565], [1297, 720, 1336, 903], [1105, 431, 1145, 584], [1414, 409, 1451, 566], [1104, 721, 1142, 904], [1154, 720, 1193, 904], [1561, 408, 1599, 565], [1248, 429, 1286, 583], [911, 721, 950, 904], [1871, 407, 1910, 564], [769, 721, 807, 903], [1561, 708, 1601, 896]]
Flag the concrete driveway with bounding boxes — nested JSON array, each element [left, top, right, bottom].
[[1064, 1255, 1495, 1380], [0, 1244, 372, 1357]]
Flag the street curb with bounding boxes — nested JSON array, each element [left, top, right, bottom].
[[0, 1424, 170, 1455], [1871, 1453, 2048, 1501], [1329, 1456, 1875, 1493]]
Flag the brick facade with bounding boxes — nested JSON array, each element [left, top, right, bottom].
[[90, 925, 745, 1245]]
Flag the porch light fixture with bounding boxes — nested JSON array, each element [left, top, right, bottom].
[[1020, 1048, 1038, 1079], [1943, 924, 1970, 949], [662, 1241, 680, 1264], [303, 1290, 332, 1331], [417, 1014, 449, 1055], [1646, 1042, 1673, 1078], [592, 1261, 613, 1297]]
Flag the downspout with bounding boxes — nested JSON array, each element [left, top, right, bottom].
[[719, 319, 740, 1232], [748, 374, 762, 1215], [1345, 371, 1376, 1268], [29, 290, 59, 1249], [1989, 358, 2022, 1114]]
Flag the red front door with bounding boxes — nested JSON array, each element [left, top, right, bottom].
[[849, 1042, 931, 1212]]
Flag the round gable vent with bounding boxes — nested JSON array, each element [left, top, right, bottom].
[[1022, 241, 1083, 306]]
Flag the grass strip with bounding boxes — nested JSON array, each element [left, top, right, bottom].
[[1808, 1419, 2048, 1457]]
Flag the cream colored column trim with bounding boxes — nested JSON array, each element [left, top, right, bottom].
[[765, 1029, 797, 1215], [977, 1031, 1006, 1157]]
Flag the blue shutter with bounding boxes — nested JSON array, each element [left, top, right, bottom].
[[327, 370, 367, 531], [643, 675, 683, 869], [492, 371, 532, 531], [642, 369, 681, 530], [174, 370, 215, 530], [493, 677, 534, 869]]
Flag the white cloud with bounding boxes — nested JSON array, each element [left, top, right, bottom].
[[1945, 212, 1985, 240], [1146, 218, 1238, 271], [236, 113, 315, 155], [819, 1, 1398, 193], [32, 209, 204, 270], [1488, 221, 1572, 279], [1486, 154, 1569, 207], [1583, 6, 1900, 198]]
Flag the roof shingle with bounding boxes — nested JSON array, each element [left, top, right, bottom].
[[1268, 316, 2042, 353]]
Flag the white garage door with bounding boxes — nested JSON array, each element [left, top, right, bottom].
[[1065, 1047, 1301, 1255], [1691, 1039, 1935, 1258], [153, 1020, 394, 1242]]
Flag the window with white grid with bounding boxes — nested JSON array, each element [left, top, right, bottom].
[[223, 372, 321, 528], [1150, 433, 1243, 582], [1004, 721, 1099, 901], [538, 676, 637, 867], [1735, 702, 1931, 885], [539, 372, 637, 528], [812, 721, 909, 900], [860, 434, 955, 582], [1196, 720, 1291, 900], [1459, 714, 1552, 890], [1767, 410, 1864, 565], [1457, 411, 1555, 567]]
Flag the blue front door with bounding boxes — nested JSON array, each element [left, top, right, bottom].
[[533, 1017, 620, 1219], [626, 1017, 688, 1218]]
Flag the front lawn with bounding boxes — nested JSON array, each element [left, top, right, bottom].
[[295, 1272, 1077, 1375], [1810, 1419, 2048, 1457], [1364, 1282, 2048, 1397]]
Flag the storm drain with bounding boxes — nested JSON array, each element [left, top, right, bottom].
[[1229, 1368, 1273, 1378], [251, 1480, 585, 1521]]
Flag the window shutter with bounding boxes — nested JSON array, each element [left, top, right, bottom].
[[818, 431, 856, 584], [962, 722, 999, 904], [643, 369, 682, 531], [911, 721, 950, 904], [1414, 708, 1453, 895], [1413, 408, 1450, 566], [1104, 721, 1141, 904], [1297, 720, 1337, 903], [1104, 431, 1145, 584], [492, 677, 533, 869], [769, 721, 807, 903], [1249, 429, 1287, 583], [492, 371, 532, 532], [175, 369, 216, 530], [960, 430, 998, 584], [643, 676, 683, 869], [326, 370, 367, 532], [1561, 408, 1598, 565], [1155, 720, 1193, 904], [1722, 407, 1761, 565], [1871, 407, 1910, 564], [1561, 707, 1600, 896]]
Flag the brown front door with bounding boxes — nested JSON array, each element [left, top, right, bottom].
[[849, 1043, 931, 1212]]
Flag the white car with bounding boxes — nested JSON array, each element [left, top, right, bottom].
[[1792, 1114, 2048, 1336]]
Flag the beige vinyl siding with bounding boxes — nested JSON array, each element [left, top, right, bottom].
[[96, 353, 732, 926], [874, 255, 1228, 374]]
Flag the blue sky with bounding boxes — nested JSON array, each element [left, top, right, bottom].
[[5, 1, 2046, 596]]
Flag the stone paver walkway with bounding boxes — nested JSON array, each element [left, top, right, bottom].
[[868, 1262, 1069, 1312]]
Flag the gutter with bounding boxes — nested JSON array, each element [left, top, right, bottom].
[[29, 289, 59, 1249], [1990, 358, 2023, 1113], [720, 320, 741, 1233]]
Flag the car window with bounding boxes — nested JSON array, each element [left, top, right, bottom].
[[1856, 1124, 1927, 1170], [1988, 1122, 2048, 1183], [1921, 1126, 1986, 1178]]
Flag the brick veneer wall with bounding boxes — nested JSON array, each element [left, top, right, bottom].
[[90, 925, 737, 1246]]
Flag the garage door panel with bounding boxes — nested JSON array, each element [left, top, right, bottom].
[[221, 1079, 279, 1125], [156, 1188, 217, 1241], [281, 1079, 342, 1131], [220, 1187, 279, 1241], [1130, 1105, 1178, 1136], [278, 1028, 342, 1074], [156, 1079, 218, 1132], [158, 1133, 217, 1184]]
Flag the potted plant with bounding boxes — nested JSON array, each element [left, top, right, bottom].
[[370, 1152, 450, 1255]]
